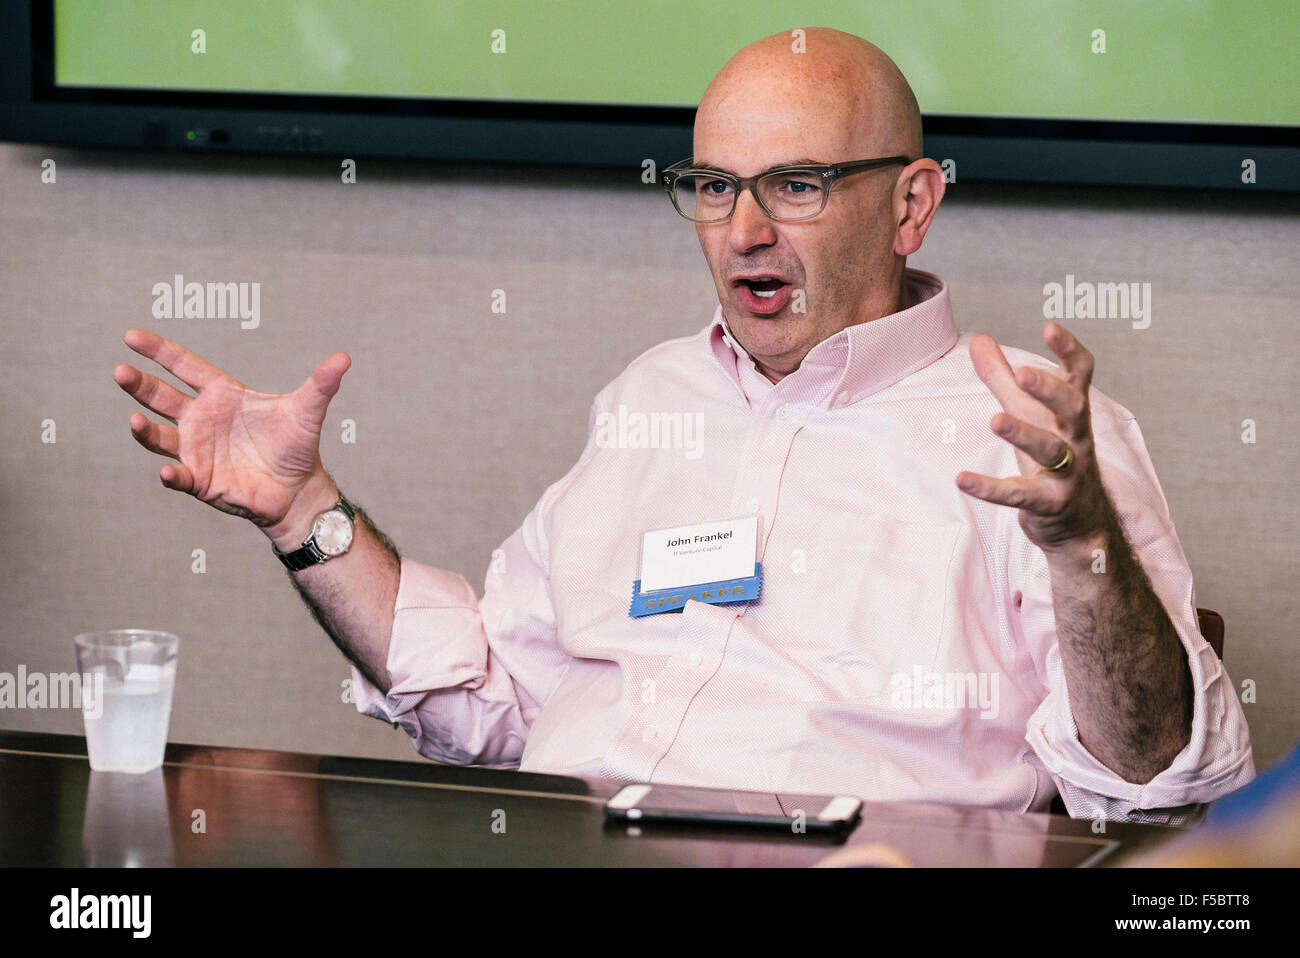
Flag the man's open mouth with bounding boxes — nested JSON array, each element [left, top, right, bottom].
[[738, 277, 787, 298], [732, 275, 794, 314]]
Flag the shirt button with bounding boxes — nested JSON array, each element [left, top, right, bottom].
[[686, 652, 703, 668], [642, 725, 660, 744], [747, 496, 760, 513], [776, 404, 789, 420], [837, 391, 850, 406]]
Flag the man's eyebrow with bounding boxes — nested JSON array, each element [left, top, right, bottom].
[[690, 157, 827, 173]]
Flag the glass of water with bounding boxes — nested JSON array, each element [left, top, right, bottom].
[[74, 630, 179, 773]]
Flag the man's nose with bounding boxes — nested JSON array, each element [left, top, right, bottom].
[[727, 188, 777, 253]]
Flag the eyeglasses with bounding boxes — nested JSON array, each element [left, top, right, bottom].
[[662, 155, 911, 223]]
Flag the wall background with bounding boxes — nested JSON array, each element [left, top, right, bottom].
[[1, 142, 1296, 777]]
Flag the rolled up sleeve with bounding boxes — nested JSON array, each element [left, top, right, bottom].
[[349, 545, 568, 767], [1018, 412, 1255, 823]]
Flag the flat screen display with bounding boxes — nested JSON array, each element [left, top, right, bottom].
[[52, 0, 1296, 126]]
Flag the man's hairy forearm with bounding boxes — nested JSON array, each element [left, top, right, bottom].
[[273, 483, 401, 696], [1042, 515, 1193, 785]]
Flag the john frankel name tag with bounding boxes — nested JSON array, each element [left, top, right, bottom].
[[630, 516, 762, 617]]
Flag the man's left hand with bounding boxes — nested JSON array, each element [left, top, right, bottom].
[[957, 322, 1116, 553]]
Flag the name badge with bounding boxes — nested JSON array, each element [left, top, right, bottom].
[[629, 516, 763, 617]]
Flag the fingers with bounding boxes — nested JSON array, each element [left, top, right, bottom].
[[122, 329, 227, 391], [159, 461, 195, 494], [1012, 366, 1090, 441], [971, 332, 1092, 439], [129, 412, 181, 460], [969, 334, 1018, 410], [114, 363, 190, 423], [956, 471, 1049, 511], [297, 352, 351, 421], [1043, 323, 1095, 395], [991, 413, 1073, 471]]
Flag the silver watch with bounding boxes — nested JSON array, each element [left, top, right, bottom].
[[273, 495, 355, 571]]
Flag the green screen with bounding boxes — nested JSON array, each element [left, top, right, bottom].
[[55, 0, 1297, 126]]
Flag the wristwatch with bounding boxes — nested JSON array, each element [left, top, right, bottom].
[[273, 494, 355, 571]]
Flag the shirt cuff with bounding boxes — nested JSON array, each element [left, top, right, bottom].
[[347, 556, 493, 754], [1026, 613, 1255, 822]]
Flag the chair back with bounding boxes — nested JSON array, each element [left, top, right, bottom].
[[1197, 608, 1224, 659]]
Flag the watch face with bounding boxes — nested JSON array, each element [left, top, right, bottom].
[[312, 509, 354, 557]]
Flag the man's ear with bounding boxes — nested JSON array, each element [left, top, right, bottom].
[[893, 159, 945, 256]]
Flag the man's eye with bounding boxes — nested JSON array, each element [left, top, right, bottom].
[[699, 178, 732, 195], [780, 178, 821, 195]]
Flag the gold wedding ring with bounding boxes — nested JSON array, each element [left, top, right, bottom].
[[1043, 442, 1074, 473]]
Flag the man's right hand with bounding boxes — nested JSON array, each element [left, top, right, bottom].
[[114, 329, 352, 547]]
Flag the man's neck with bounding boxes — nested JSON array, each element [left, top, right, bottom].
[[894, 279, 915, 314], [752, 277, 914, 385]]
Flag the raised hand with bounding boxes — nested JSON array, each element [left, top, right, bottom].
[[114, 329, 351, 533], [957, 322, 1117, 553]]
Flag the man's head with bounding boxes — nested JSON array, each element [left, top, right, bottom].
[[691, 28, 945, 382]]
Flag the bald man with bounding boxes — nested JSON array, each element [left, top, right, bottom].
[[115, 28, 1253, 822]]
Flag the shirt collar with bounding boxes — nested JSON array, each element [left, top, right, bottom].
[[708, 268, 958, 409]]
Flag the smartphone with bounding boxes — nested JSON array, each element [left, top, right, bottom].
[[604, 783, 862, 834]]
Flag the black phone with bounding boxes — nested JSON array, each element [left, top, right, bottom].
[[604, 783, 862, 834]]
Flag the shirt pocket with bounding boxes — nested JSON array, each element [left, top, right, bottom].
[[779, 512, 962, 703]]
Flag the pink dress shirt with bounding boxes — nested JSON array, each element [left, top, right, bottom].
[[351, 268, 1254, 822]]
